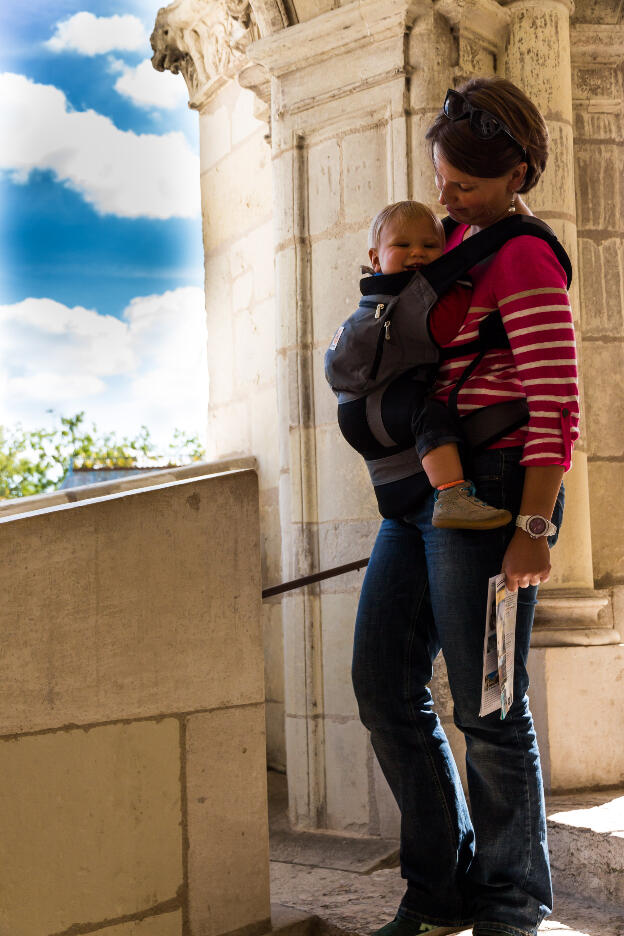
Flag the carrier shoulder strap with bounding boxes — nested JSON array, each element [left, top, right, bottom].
[[421, 214, 572, 295]]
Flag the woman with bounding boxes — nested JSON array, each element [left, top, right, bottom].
[[351, 77, 579, 936]]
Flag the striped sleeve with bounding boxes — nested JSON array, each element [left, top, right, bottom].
[[492, 236, 579, 470]]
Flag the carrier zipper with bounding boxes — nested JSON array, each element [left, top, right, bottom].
[[375, 303, 384, 319], [369, 321, 390, 381]]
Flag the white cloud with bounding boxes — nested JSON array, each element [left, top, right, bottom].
[[112, 58, 189, 110], [0, 288, 208, 449], [46, 12, 148, 56], [0, 73, 200, 219]]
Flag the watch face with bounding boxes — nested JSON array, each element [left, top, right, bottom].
[[528, 516, 548, 536]]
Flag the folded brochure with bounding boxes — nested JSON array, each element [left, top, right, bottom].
[[480, 573, 517, 719]]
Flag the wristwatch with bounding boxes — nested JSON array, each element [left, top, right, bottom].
[[515, 514, 558, 539]]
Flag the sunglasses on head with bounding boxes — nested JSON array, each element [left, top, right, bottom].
[[443, 89, 527, 158]]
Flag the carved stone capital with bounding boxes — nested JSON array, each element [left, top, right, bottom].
[[151, 0, 260, 110], [434, 0, 511, 82]]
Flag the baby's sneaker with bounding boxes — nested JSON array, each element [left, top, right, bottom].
[[432, 481, 512, 530]]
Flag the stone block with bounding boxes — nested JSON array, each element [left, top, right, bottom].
[[410, 112, 442, 205], [527, 645, 624, 791], [324, 718, 371, 832], [209, 399, 251, 457], [202, 133, 272, 253], [578, 237, 624, 337], [229, 220, 276, 303], [575, 142, 623, 232], [282, 591, 323, 719], [372, 753, 401, 839], [96, 913, 182, 936], [258, 483, 282, 585], [234, 298, 277, 389], [0, 471, 263, 733], [320, 593, 360, 719], [266, 699, 286, 772], [206, 299, 235, 407], [526, 124, 576, 219], [232, 86, 266, 145], [0, 720, 182, 936], [308, 138, 341, 237], [284, 713, 314, 827], [232, 270, 254, 313], [317, 518, 377, 595], [342, 127, 388, 227], [313, 341, 340, 429], [311, 229, 371, 345], [199, 103, 231, 173], [273, 149, 296, 248], [582, 341, 624, 457], [588, 459, 624, 586], [315, 424, 380, 524], [264, 601, 285, 704], [186, 705, 271, 936]]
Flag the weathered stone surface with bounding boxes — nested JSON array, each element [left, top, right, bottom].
[[582, 341, 624, 456], [575, 141, 623, 232], [342, 127, 388, 227], [315, 424, 380, 524], [588, 459, 624, 585], [186, 705, 271, 936], [320, 593, 360, 719], [0, 471, 263, 732], [577, 237, 624, 336], [311, 230, 369, 347], [96, 913, 183, 936], [308, 138, 341, 237], [548, 789, 624, 910], [201, 131, 272, 252], [0, 720, 182, 936], [528, 644, 624, 790], [324, 718, 371, 832]]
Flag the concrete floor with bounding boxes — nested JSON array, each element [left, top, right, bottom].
[[268, 772, 624, 936]]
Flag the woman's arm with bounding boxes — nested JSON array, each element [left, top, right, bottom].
[[502, 464, 564, 592]]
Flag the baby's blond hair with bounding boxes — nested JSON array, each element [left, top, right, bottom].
[[368, 200, 445, 250]]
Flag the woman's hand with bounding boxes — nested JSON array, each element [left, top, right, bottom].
[[502, 529, 551, 593]]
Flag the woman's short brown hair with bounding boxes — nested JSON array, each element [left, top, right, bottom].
[[425, 77, 549, 193]]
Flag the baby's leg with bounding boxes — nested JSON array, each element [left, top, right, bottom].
[[413, 402, 512, 531], [421, 443, 463, 487]]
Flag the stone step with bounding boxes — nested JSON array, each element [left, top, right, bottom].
[[546, 789, 624, 911]]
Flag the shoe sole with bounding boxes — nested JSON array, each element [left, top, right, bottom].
[[432, 513, 512, 530]]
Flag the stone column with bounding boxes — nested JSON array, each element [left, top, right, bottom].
[[499, 1, 624, 792], [500, 0, 619, 647], [151, 0, 290, 773], [250, 0, 452, 832]]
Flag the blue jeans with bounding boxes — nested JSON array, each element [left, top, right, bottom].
[[352, 448, 564, 936]]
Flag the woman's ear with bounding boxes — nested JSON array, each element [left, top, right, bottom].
[[509, 162, 528, 192], [369, 246, 382, 273]]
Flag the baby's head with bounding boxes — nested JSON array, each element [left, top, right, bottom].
[[368, 201, 445, 275]]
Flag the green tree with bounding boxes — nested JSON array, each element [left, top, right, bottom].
[[0, 412, 205, 500]]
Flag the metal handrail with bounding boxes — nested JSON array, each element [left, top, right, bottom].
[[261, 557, 369, 599]]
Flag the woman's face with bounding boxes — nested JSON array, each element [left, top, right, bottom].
[[433, 148, 526, 230]]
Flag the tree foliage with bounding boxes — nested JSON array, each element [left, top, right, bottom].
[[0, 412, 205, 499]]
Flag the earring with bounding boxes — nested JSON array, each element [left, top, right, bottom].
[[508, 193, 516, 214]]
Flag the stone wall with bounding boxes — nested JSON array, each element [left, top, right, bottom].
[[0, 466, 270, 936]]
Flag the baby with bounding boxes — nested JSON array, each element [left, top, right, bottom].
[[365, 200, 511, 529]]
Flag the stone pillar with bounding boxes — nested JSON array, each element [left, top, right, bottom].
[[501, 0, 619, 647], [250, 0, 452, 832], [500, 1, 624, 791], [151, 0, 288, 772]]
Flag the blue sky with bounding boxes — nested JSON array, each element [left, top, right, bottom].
[[0, 1, 208, 450]]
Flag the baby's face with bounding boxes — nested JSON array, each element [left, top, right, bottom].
[[370, 216, 444, 275]]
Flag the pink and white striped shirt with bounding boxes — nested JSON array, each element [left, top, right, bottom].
[[432, 225, 579, 470]]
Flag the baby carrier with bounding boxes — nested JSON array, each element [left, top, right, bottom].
[[324, 215, 572, 518]]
